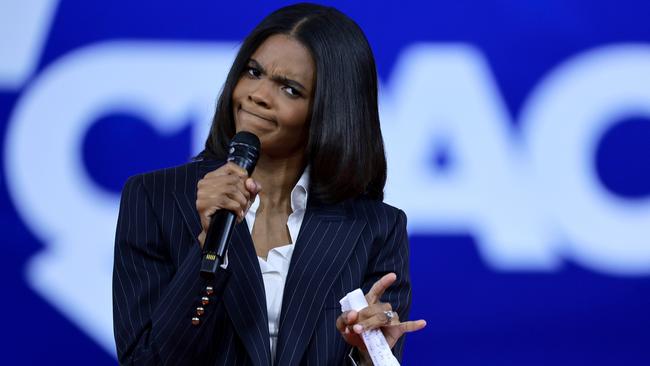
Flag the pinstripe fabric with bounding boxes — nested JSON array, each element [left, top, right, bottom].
[[113, 159, 411, 365]]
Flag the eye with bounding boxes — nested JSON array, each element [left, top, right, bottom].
[[246, 66, 261, 78], [282, 85, 302, 98]]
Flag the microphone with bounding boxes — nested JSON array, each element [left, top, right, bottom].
[[200, 131, 260, 278]]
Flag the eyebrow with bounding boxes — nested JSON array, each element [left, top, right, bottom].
[[248, 59, 308, 93]]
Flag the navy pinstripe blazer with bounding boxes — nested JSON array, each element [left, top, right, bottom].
[[113, 159, 411, 365]]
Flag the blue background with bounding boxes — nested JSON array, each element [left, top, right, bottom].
[[2, 1, 650, 365]]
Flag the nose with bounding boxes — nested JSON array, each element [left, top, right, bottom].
[[248, 80, 272, 109]]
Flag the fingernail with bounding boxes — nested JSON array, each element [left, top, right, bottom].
[[353, 324, 363, 334], [344, 328, 349, 335]]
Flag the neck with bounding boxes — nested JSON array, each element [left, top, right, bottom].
[[252, 152, 305, 210]]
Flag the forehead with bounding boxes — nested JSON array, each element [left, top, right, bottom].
[[251, 34, 315, 88]]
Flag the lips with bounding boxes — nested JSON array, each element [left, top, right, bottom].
[[239, 107, 276, 124]]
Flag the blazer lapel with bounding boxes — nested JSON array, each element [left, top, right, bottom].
[[274, 200, 366, 366], [222, 221, 272, 366], [171, 161, 203, 242], [172, 159, 271, 366]]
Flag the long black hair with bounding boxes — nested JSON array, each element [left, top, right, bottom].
[[198, 3, 387, 204]]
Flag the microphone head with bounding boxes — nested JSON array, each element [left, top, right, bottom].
[[231, 131, 260, 151], [227, 131, 260, 175]]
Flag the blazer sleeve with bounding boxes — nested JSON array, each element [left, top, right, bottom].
[[112, 174, 228, 365], [359, 208, 411, 362]]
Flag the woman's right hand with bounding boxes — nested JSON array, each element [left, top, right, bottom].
[[195, 162, 262, 249]]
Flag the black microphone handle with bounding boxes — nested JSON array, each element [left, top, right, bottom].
[[199, 131, 260, 279], [200, 208, 237, 278]]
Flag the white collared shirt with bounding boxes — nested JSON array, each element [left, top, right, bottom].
[[245, 167, 309, 364]]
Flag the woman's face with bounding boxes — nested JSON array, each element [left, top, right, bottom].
[[232, 34, 315, 158]]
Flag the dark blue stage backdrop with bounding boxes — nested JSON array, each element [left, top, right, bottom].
[[2, 1, 649, 365]]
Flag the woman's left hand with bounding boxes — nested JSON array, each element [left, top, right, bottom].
[[335, 273, 427, 355]]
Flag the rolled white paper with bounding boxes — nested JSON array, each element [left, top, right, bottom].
[[340, 289, 400, 366]]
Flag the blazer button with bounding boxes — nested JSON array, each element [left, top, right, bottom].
[[201, 296, 210, 306], [191, 317, 200, 326], [196, 307, 205, 316], [205, 286, 214, 296]]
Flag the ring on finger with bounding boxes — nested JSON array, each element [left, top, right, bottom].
[[383, 310, 394, 324]]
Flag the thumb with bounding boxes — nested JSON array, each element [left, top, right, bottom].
[[245, 178, 262, 205]]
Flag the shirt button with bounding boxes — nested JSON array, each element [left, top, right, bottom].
[[191, 317, 200, 326]]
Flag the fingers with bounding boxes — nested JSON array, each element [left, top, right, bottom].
[[336, 311, 358, 334], [336, 310, 366, 350], [196, 166, 261, 233], [393, 319, 427, 333], [245, 178, 262, 198], [352, 308, 426, 336], [197, 179, 247, 213], [226, 162, 249, 178], [206, 162, 248, 178], [382, 318, 427, 348], [353, 303, 395, 333], [365, 273, 397, 304], [225, 182, 250, 211]]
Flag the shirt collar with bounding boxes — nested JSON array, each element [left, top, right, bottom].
[[248, 166, 310, 214], [290, 166, 309, 213]]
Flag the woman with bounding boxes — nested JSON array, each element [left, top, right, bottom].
[[113, 3, 425, 365]]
